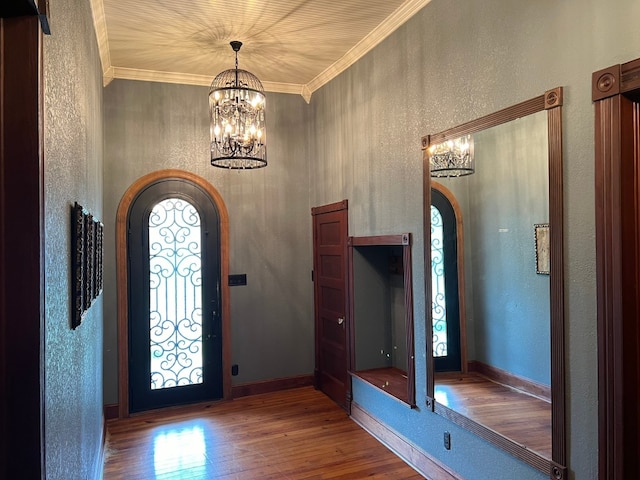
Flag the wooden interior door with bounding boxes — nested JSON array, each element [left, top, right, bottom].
[[312, 200, 349, 410]]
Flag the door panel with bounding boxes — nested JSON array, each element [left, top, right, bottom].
[[312, 201, 349, 409], [320, 255, 343, 279], [128, 179, 222, 413]]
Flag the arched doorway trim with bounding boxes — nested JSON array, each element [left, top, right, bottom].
[[116, 169, 231, 417]]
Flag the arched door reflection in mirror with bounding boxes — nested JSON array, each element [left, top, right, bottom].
[[431, 188, 462, 372]]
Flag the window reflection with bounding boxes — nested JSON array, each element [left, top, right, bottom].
[[431, 205, 448, 357], [153, 424, 206, 478], [434, 388, 451, 407]]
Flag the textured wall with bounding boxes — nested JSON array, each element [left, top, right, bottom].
[[353, 248, 390, 370], [353, 246, 407, 372], [309, 0, 640, 478], [42, 0, 104, 478], [102, 81, 312, 404], [469, 112, 550, 384]]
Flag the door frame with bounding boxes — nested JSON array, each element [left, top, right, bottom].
[[116, 169, 231, 417], [0, 12, 46, 479], [593, 58, 640, 479]]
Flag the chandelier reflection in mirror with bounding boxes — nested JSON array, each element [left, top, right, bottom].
[[209, 41, 266, 169], [429, 135, 474, 177]]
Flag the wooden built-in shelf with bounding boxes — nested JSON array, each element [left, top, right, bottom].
[[348, 233, 415, 409], [352, 367, 413, 407]]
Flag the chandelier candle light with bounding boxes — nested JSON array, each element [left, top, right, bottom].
[[429, 135, 474, 177], [209, 41, 267, 169]]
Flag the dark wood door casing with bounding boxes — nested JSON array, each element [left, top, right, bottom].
[[0, 14, 45, 480], [312, 200, 350, 410], [593, 58, 640, 480]]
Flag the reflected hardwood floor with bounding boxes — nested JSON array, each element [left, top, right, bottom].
[[103, 386, 424, 479], [434, 373, 551, 459]]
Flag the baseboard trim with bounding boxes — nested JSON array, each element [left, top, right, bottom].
[[104, 403, 119, 421], [350, 402, 461, 480], [231, 374, 314, 398], [468, 360, 551, 402], [102, 375, 314, 420]]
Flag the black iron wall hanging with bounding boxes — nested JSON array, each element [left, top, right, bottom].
[[71, 202, 103, 329]]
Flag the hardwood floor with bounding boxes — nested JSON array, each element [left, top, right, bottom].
[[434, 373, 552, 459], [103, 386, 424, 479]]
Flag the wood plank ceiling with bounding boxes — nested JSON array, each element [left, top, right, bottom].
[[90, 0, 432, 100]]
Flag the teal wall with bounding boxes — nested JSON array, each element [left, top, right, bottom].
[[353, 246, 407, 372], [309, 0, 640, 478], [42, 0, 105, 477], [353, 248, 391, 371], [469, 112, 550, 385]]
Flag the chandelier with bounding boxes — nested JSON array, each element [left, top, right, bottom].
[[209, 41, 267, 169], [428, 135, 474, 177]]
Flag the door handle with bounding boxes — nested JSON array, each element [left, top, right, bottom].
[[337, 317, 345, 325]]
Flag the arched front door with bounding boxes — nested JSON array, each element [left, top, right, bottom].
[[117, 171, 230, 415]]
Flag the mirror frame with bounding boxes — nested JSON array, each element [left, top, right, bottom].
[[421, 87, 566, 479]]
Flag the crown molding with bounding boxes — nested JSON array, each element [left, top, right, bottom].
[[107, 67, 309, 99], [261, 81, 311, 99], [305, 0, 432, 95], [301, 84, 313, 104], [89, 0, 112, 83], [110, 67, 213, 87], [103, 66, 114, 87]]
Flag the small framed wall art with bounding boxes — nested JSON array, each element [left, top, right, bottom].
[[534, 223, 550, 275]]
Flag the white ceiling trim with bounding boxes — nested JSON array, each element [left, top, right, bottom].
[[110, 67, 212, 86], [88, 0, 112, 87], [305, 0, 432, 95], [110, 67, 310, 98]]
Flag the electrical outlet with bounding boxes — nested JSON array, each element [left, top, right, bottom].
[[444, 431, 451, 450]]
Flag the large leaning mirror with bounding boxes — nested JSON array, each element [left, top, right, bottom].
[[422, 88, 566, 479]]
